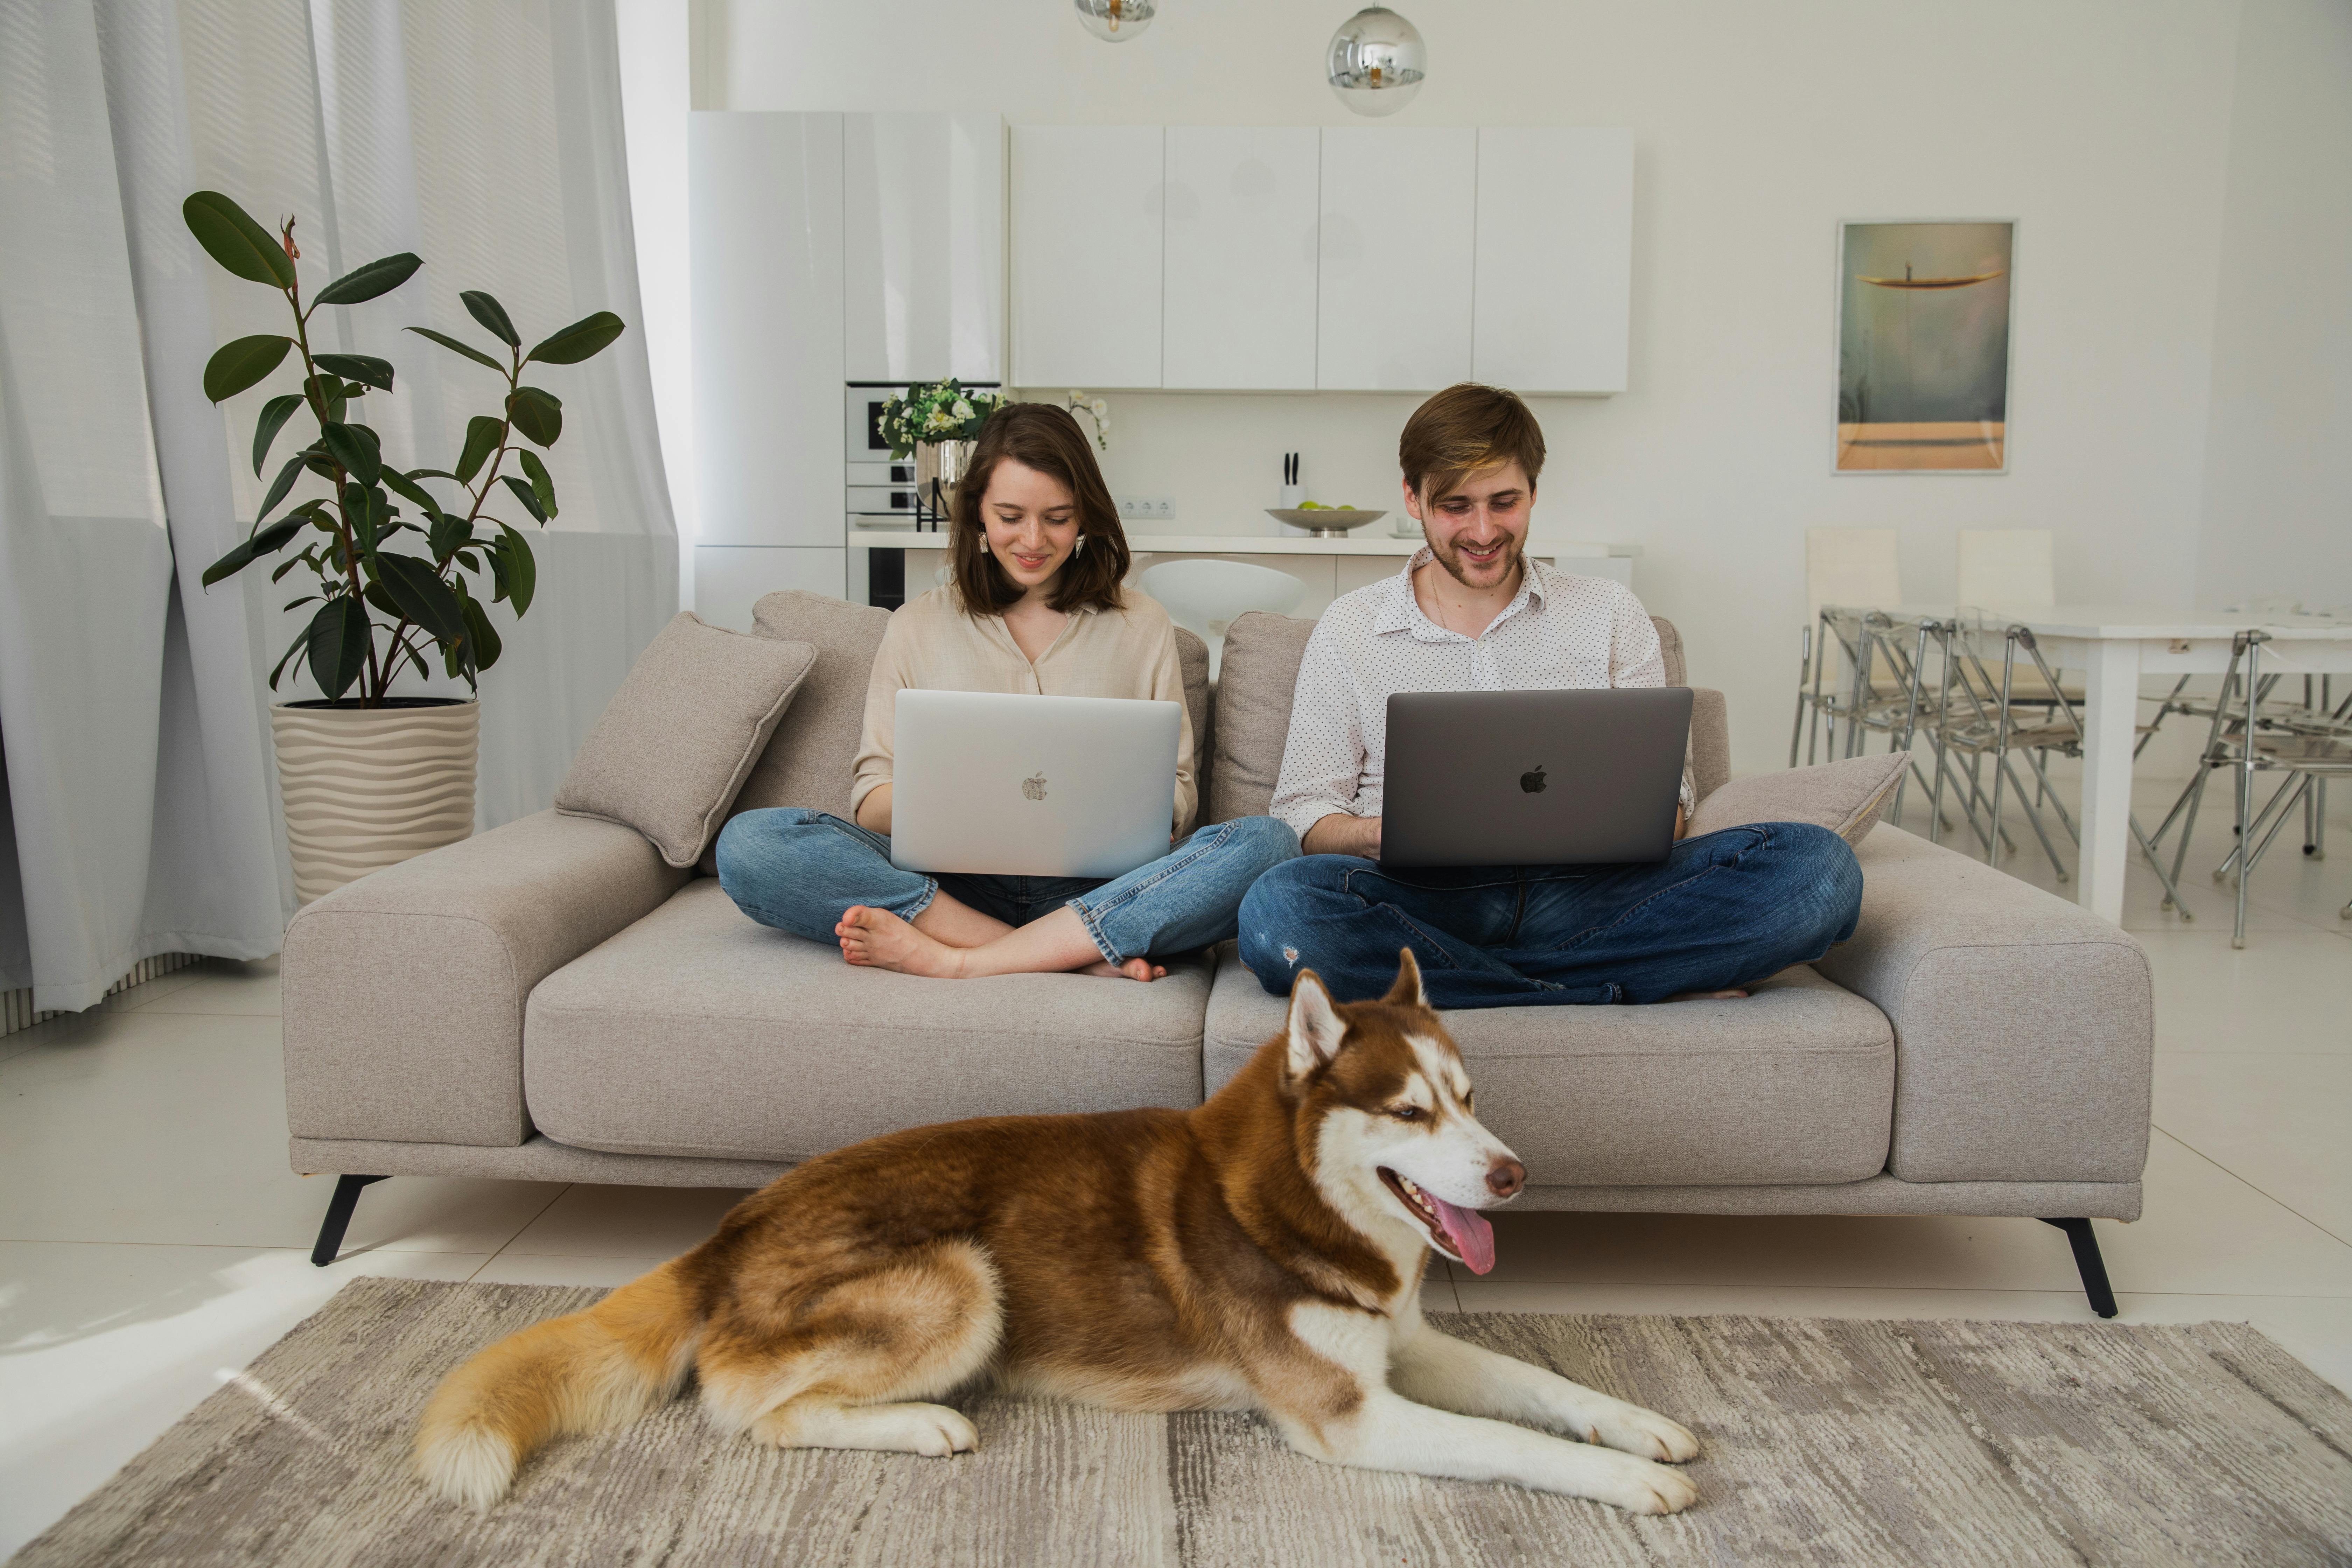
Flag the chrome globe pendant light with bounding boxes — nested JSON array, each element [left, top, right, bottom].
[[1073, 0, 1156, 42], [1326, 7, 1425, 117]]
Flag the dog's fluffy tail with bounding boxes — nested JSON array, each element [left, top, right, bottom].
[[415, 1255, 704, 1509]]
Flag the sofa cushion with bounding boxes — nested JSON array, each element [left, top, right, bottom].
[[736, 590, 897, 822], [524, 880, 1213, 1162], [1210, 609, 1714, 822], [1172, 625, 1212, 830], [1690, 752, 1907, 846], [555, 613, 817, 868], [1203, 950, 1892, 1186]]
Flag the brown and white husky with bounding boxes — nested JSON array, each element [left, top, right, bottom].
[[416, 952, 1700, 1514]]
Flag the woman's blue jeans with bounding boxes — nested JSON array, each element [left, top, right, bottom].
[[716, 808, 1300, 965], [1237, 821, 1864, 1008]]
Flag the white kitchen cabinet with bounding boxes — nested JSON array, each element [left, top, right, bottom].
[[844, 113, 1004, 384], [1161, 127, 1320, 390], [690, 112, 843, 548], [1472, 128, 1634, 394], [1011, 125, 1164, 389], [1316, 127, 1476, 392]]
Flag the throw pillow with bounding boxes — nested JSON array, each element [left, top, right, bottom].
[[1211, 611, 1316, 823], [556, 612, 818, 868], [1686, 751, 1908, 847]]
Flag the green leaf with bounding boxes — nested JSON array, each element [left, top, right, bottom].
[[404, 326, 506, 373], [455, 415, 504, 483], [376, 553, 468, 645], [428, 509, 471, 561], [405, 467, 464, 483], [381, 468, 437, 513], [500, 473, 548, 524], [312, 252, 422, 307], [320, 421, 380, 488], [305, 596, 370, 699], [268, 626, 310, 689], [363, 580, 403, 620], [304, 373, 346, 427], [516, 449, 558, 518], [199, 513, 307, 588], [182, 192, 295, 288], [312, 352, 393, 391], [526, 310, 624, 365], [460, 592, 503, 673], [494, 523, 536, 614], [251, 394, 305, 475], [461, 290, 519, 346], [256, 452, 308, 523], [506, 386, 562, 447], [202, 335, 293, 402]]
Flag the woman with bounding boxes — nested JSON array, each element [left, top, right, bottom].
[[716, 403, 1297, 981]]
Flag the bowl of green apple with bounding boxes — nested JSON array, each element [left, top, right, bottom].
[[1266, 503, 1386, 538]]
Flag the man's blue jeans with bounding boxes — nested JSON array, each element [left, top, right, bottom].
[[1237, 822, 1863, 1008], [717, 807, 1299, 965]]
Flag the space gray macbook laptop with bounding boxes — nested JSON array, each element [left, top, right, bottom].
[[1379, 687, 1694, 869], [888, 690, 1182, 879]]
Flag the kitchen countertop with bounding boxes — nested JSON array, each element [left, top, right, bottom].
[[846, 528, 1641, 558]]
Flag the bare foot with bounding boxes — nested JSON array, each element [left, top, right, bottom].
[[1081, 957, 1167, 982], [1666, 987, 1750, 1001], [837, 905, 966, 978]]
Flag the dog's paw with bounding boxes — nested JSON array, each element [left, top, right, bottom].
[[1586, 1451, 1700, 1515], [1589, 1405, 1700, 1464], [897, 1403, 979, 1457]]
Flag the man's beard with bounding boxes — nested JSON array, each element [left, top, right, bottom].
[[1426, 527, 1524, 590]]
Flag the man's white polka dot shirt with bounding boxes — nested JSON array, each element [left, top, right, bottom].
[[1269, 548, 1694, 843]]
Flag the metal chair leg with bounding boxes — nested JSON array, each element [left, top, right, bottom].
[[2041, 1218, 2119, 1319], [311, 1174, 388, 1266]]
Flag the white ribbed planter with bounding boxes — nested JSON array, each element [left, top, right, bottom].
[[270, 699, 479, 904]]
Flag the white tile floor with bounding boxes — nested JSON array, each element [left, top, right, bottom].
[[2, 775, 2346, 1555]]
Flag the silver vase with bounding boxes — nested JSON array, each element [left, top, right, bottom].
[[915, 439, 974, 527]]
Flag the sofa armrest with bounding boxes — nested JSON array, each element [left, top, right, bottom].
[[284, 810, 688, 1150], [1812, 825, 2152, 1185]]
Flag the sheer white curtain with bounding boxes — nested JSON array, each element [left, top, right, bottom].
[[0, 0, 676, 1010]]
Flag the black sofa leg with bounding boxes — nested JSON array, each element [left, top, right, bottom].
[[2041, 1217, 2119, 1318], [312, 1174, 388, 1267]]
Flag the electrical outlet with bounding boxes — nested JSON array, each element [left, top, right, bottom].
[[1115, 495, 1175, 523]]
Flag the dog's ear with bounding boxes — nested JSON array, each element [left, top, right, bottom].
[[1284, 969, 1348, 1079], [1383, 948, 1427, 1009]]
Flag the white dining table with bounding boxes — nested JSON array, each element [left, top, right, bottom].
[[1827, 604, 2352, 925]]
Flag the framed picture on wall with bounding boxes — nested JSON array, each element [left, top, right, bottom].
[[1834, 219, 2015, 473]]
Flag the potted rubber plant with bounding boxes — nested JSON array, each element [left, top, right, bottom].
[[183, 190, 625, 902]]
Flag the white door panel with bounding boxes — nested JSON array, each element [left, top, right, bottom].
[[1317, 127, 1475, 392], [1473, 128, 1633, 394], [1012, 125, 1164, 388], [1162, 127, 1320, 390]]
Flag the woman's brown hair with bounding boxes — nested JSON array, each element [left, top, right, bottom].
[[949, 403, 1130, 616]]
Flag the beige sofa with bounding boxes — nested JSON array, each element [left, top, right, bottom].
[[284, 591, 2154, 1315]]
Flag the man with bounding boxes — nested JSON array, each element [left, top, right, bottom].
[[1238, 383, 1862, 1009]]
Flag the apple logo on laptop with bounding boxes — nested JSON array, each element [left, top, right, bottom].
[[1520, 764, 1547, 795], [1023, 772, 1048, 802]]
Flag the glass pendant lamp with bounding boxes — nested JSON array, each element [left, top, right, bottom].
[[1073, 0, 1156, 42], [1326, 7, 1426, 117]]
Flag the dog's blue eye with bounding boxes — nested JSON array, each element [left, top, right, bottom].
[[1391, 1106, 1422, 1121]]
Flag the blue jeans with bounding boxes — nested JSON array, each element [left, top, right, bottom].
[[1237, 822, 1863, 1008], [716, 808, 1300, 965]]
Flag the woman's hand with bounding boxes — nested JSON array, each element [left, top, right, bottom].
[[856, 783, 892, 836]]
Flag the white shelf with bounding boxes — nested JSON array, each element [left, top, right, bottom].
[[845, 529, 1640, 558]]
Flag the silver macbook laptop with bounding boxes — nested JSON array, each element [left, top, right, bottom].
[[1380, 687, 1694, 869], [889, 690, 1181, 878]]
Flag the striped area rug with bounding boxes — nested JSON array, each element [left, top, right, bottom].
[[15, 1278, 2351, 1566]]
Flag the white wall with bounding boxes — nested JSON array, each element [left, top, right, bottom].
[[2195, 0, 2352, 616], [684, 0, 2334, 775]]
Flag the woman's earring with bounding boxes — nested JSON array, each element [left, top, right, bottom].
[[1072, 535, 1087, 557], [978, 536, 990, 556]]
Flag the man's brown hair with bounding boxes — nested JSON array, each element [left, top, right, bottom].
[[1398, 382, 1547, 505], [950, 403, 1130, 616]]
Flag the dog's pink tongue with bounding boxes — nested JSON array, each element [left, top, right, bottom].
[[1430, 1193, 1496, 1275]]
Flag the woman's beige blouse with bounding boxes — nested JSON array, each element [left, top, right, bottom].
[[852, 586, 1197, 831]]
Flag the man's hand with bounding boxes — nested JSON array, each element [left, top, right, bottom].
[[1303, 811, 1382, 859], [1675, 804, 1687, 841]]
